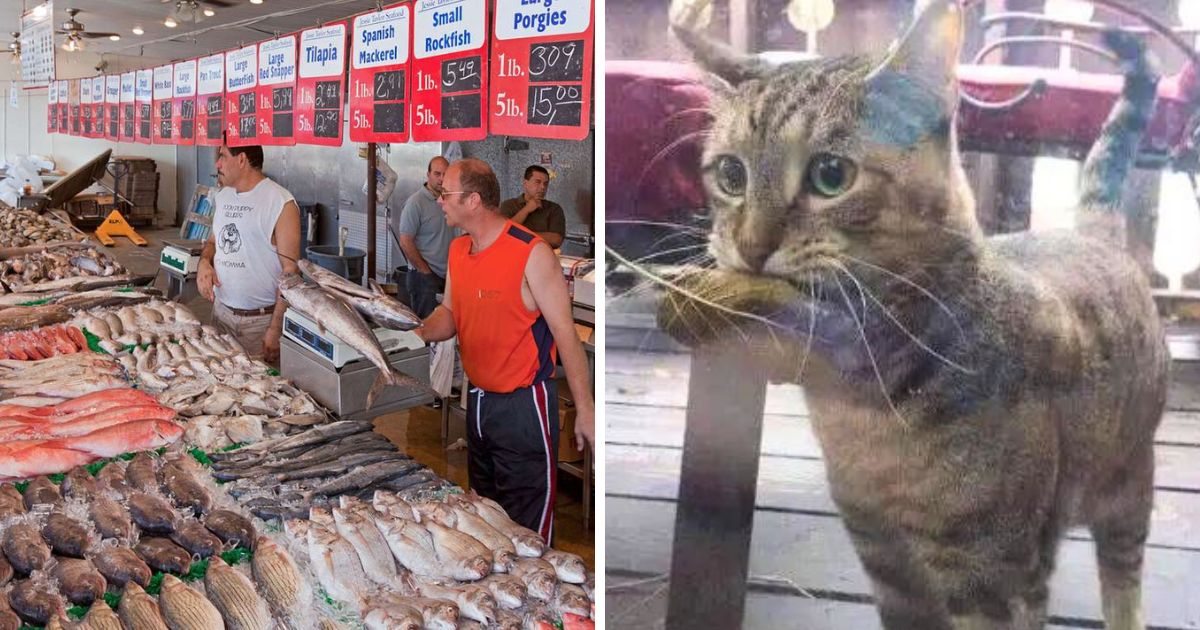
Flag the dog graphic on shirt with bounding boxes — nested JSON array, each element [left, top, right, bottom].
[[219, 223, 242, 255]]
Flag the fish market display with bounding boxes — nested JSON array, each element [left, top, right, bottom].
[[279, 273, 433, 409], [0, 324, 87, 359], [209, 421, 447, 520], [70, 301, 204, 353], [0, 304, 70, 333], [0, 289, 158, 312], [299, 260, 422, 331], [0, 354, 129, 406], [0, 208, 83, 248], [0, 246, 127, 293]]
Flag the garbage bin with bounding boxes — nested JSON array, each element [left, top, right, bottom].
[[306, 245, 365, 286]]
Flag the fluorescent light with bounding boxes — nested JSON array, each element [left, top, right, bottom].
[[250, 0, 264, 4], [203, 8, 215, 16], [109, 34, 120, 41], [164, 17, 178, 28], [132, 26, 144, 35], [1043, 0, 1094, 23]]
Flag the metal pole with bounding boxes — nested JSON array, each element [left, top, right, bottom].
[[367, 141, 377, 283], [665, 341, 769, 629]]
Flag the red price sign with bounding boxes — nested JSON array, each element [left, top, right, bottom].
[[104, 75, 121, 140], [174, 60, 197, 146], [153, 64, 175, 144], [79, 78, 94, 137], [349, 3, 412, 143], [136, 69, 153, 145], [119, 72, 136, 143], [56, 81, 68, 135], [196, 53, 225, 147], [47, 80, 58, 134], [410, 0, 488, 142], [296, 23, 347, 146], [69, 80, 81, 137], [225, 45, 259, 146], [489, 0, 593, 140], [256, 35, 298, 146], [90, 77, 106, 139]]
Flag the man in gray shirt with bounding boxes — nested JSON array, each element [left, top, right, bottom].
[[397, 156, 454, 318]]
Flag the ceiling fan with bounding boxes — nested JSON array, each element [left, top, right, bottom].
[[4, 33, 19, 64], [57, 8, 121, 50], [160, 0, 236, 8]]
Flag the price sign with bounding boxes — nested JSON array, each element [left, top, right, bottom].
[[256, 35, 298, 145], [80, 77, 94, 137], [196, 53, 224, 146], [136, 69, 153, 144], [47, 80, 57, 134], [349, 3, 411, 143], [69, 79, 81, 136], [411, 0, 488, 141], [57, 81, 68, 134], [489, 0, 593, 139], [153, 64, 175, 144], [120, 72, 136, 142], [105, 75, 121, 139], [174, 60, 197, 144], [297, 22, 347, 146], [90, 76, 105, 139], [225, 45, 259, 146]]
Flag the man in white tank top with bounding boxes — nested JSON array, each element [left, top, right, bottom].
[[198, 142, 301, 365]]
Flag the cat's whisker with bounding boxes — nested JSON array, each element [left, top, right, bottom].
[[829, 260, 975, 375], [627, 246, 714, 268], [634, 129, 714, 193], [830, 271, 912, 429], [837, 253, 968, 342], [795, 269, 819, 379], [606, 218, 711, 235], [662, 107, 716, 126]]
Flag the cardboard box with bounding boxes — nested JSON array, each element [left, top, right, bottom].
[[559, 407, 583, 463]]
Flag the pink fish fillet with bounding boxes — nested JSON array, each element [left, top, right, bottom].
[[47, 419, 184, 458], [0, 440, 97, 478]]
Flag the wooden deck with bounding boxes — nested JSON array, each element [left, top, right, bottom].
[[605, 344, 1200, 629]]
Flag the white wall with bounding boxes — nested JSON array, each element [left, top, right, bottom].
[[2, 51, 178, 224]]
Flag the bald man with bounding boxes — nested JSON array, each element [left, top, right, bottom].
[[397, 156, 454, 318]]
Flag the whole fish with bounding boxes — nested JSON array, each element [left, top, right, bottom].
[[134, 537, 192, 574], [0, 304, 71, 333], [362, 603, 423, 630], [77, 598, 122, 630], [170, 519, 224, 558], [0, 485, 25, 518], [414, 579, 497, 624], [553, 583, 591, 619], [0, 591, 19, 630], [125, 452, 159, 491], [94, 459, 128, 492], [53, 419, 182, 458], [432, 504, 518, 572], [251, 535, 312, 626], [421, 518, 493, 580], [297, 259, 376, 299], [90, 495, 134, 541], [306, 524, 371, 607], [541, 549, 588, 584], [407, 596, 460, 630], [117, 582, 168, 630], [2, 523, 51, 575], [0, 554, 11, 586], [204, 509, 257, 550], [309, 459, 425, 499], [22, 475, 62, 509], [277, 448, 404, 482], [158, 460, 212, 515], [128, 492, 177, 534], [61, 467, 98, 499], [92, 547, 152, 588], [279, 273, 430, 408], [337, 279, 423, 331], [451, 495, 546, 558], [204, 556, 273, 630], [377, 518, 455, 580], [51, 557, 106, 605], [511, 558, 558, 602], [42, 512, 91, 558], [214, 419, 373, 458], [158, 574, 224, 630], [479, 574, 527, 610], [8, 580, 64, 625], [332, 507, 400, 588]]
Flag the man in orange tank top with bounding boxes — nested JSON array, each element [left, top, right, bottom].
[[415, 158, 595, 543]]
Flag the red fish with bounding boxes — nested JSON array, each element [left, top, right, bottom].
[[46, 419, 183, 458], [0, 440, 96, 479], [0, 389, 159, 421], [0, 404, 177, 440]]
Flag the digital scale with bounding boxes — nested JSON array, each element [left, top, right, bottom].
[[280, 309, 433, 420], [159, 239, 205, 301]]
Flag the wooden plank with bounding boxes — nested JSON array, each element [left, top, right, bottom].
[[607, 402, 1200, 492], [606, 444, 1200, 551], [607, 496, 1200, 629], [608, 371, 809, 416]]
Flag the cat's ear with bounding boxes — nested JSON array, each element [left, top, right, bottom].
[[669, 0, 768, 89], [867, 0, 963, 110]]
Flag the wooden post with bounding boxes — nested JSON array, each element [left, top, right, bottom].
[[367, 142, 378, 282], [665, 341, 770, 629], [729, 0, 758, 55]]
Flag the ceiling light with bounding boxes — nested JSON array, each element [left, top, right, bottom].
[[250, 0, 263, 4], [132, 26, 144, 35], [203, 8, 215, 16], [1043, 0, 1094, 24], [109, 34, 120, 41], [31, 4, 48, 19], [164, 17, 178, 28]]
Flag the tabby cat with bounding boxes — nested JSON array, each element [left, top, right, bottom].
[[657, 1, 1169, 629]]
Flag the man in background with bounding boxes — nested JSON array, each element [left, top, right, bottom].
[[500, 165, 566, 249], [397, 156, 454, 318]]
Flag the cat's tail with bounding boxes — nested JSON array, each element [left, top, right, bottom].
[[1076, 29, 1161, 244]]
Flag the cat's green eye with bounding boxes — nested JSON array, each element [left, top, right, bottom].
[[714, 155, 747, 197], [807, 154, 857, 198]]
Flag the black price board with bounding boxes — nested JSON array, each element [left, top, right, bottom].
[[206, 95, 223, 117], [96, 108, 105, 128], [239, 114, 257, 138], [108, 107, 119, 137], [373, 102, 405, 134], [139, 103, 152, 138], [123, 105, 134, 137], [526, 84, 583, 127], [206, 117, 223, 140], [238, 91, 256, 115], [373, 70, 405, 102], [528, 40, 584, 83], [272, 87, 294, 112], [160, 119, 172, 139], [441, 56, 481, 94], [314, 109, 340, 139], [273, 113, 294, 137], [71, 106, 80, 133], [314, 80, 340, 109], [159, 101, 172, 119], [181, 99, 195, 120], [441, 93, 481, 130], [182, 121, 195, 139]]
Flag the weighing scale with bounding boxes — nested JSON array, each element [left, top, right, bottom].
[[159, 239, 205, 302], [280, 309, 433, 420]]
